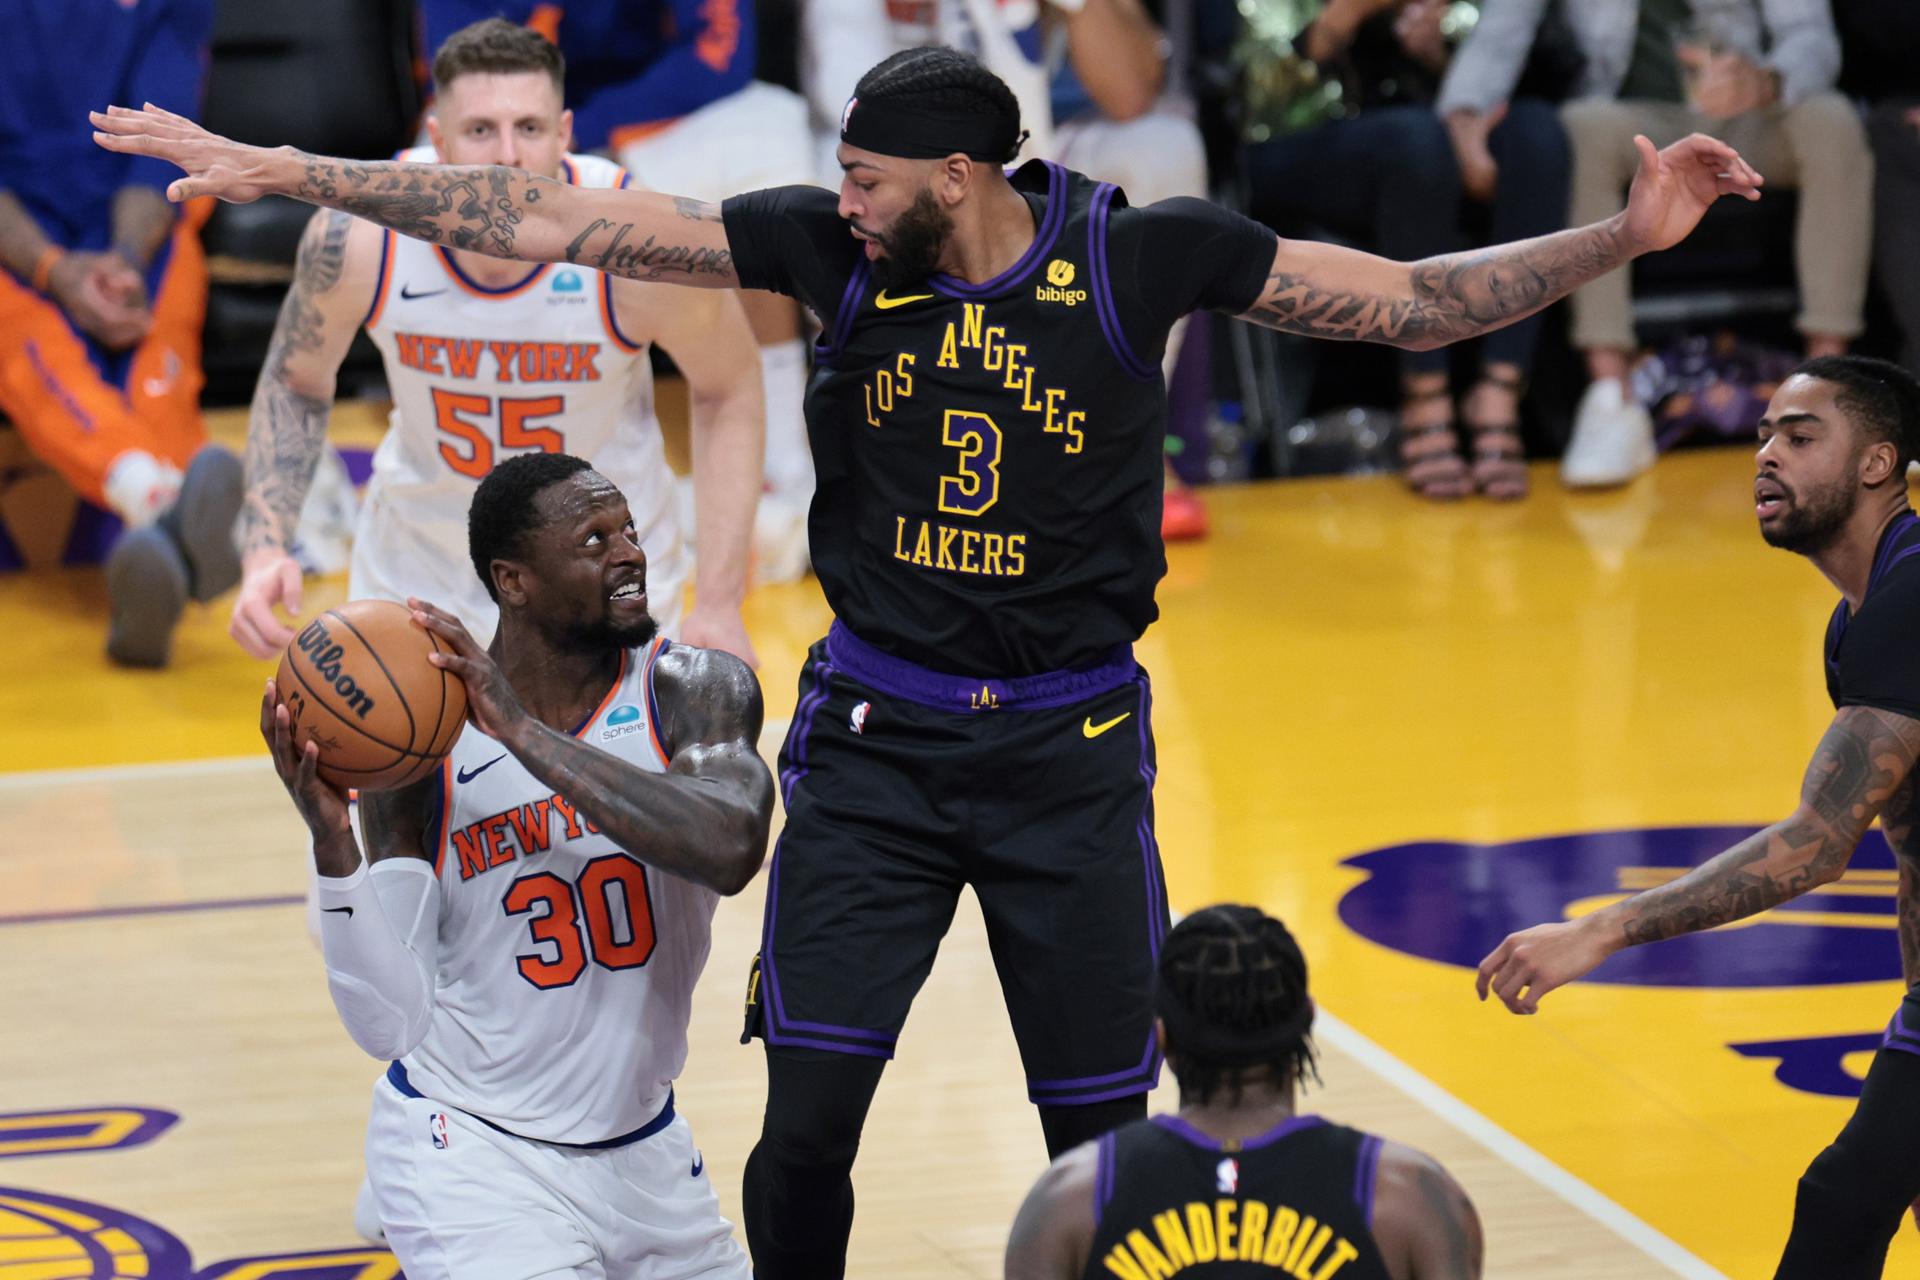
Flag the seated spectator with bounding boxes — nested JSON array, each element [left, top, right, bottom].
[[0, 0, 241, 667], [1240, 0, 1570, 500], [801, 0, 1219, 537], [422, 0, 818, 584], [1833, 0, 1920, 376], [1441, 0, 1873, 488]]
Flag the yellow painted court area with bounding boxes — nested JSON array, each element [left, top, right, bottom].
[[2, 443, 1912, 1277]]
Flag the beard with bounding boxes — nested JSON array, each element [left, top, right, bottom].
[[1760, 474, 1858, 555], [867, 190, 953, 290], [556, 602, 658, 654]]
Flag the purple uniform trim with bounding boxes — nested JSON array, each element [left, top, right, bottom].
[[825, 620, 1136, 712], [1883, 999, 1920, 1057], [930, 162, 1067, 298], [1150, 1112, 1326, 1152], [1094, 1130, 1119, 1226], [1088, 184, 1157, 382], [1354, 1133, 1384, 1226], [815, 258, 872, 362], [758, 661, 907, 1056]]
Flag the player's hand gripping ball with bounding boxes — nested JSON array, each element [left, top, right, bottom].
[[274, 600, 468, 790]]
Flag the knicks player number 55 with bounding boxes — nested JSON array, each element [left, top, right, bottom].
[[504, 854, 655, 989], [433, 389, 569, 479]]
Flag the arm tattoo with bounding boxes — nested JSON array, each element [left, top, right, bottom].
[[1618, 707, 1920, 947], [238, 210, 347, 556], [1414, 1161, 1483, 1280], [287, 154, 732, 284], [561, 219, 733, 280], [1239, 223, 1625, 349], [1882, 780, 1920, 986]]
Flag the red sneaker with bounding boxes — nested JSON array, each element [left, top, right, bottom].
[[1162, 486, 1209, 542]]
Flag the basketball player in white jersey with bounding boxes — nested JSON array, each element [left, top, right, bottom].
[[230, 19, 763, 664], [261, 451, 774, 1278]]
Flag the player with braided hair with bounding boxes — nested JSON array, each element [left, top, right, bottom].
[[1006, 905, 1483, 1279], [101, 46, 1758, 1275]]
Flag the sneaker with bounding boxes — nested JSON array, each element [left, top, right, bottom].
[[1162, 486, 1209, 541], [105, 525, 189, 668], [159, 445, 244, 601], [1561, 379, 1656, 489], [352, 1175, 385, 1243]]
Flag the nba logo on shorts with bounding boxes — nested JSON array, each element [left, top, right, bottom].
[[850, 701, 871, 734], [429, 1112, 450, 1149], [1215, 1157, 1238, 1194]]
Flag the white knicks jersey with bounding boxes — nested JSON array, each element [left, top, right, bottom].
[[357, 150, 683, 636], [401, 637, 717, 1144]]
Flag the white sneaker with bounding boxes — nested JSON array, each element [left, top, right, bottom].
[[1561, 379, 1656, 489], [287, 446, 359, 576], [752, 492, 811, 586]]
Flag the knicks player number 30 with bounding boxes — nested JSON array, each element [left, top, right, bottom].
[[433, 389, 569, 479], [503, 853, 656, 989]]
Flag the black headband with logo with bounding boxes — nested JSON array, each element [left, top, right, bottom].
[[839, 94, 1025, 163]]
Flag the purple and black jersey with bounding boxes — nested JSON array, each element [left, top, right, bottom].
[[722, 162, 1276, 678], [1824, 509, 1920, 719], [1086, 1114, 1393, 1279]]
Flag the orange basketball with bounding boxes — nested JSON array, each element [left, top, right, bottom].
[[274, 600, 469, 791]]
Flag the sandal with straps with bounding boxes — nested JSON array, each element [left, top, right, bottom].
[[1398, 385, 1470, 500], [1465, 370, 1529, 502]]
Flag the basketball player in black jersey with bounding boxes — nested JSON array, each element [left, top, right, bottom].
[[1472, 356, 1920, 1278], [1005, 905, 1481, 1279], [98, 47, 1762, 1277]]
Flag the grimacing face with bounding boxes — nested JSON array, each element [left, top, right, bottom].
[[429, 70, 571, 180], [507, 472, 656, 653], [835, 145, 956, 289], [1754, 374, 1873, 556]]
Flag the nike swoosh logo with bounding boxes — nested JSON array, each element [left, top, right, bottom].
[[399, 284, 447, 300], [1082, 712, 1132, 739], [456, 754, 507, 784], [691, 1155, 705, 1178], [874, 290, 934, 310], [322, 906, 354, 918]]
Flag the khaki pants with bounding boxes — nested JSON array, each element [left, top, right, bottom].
[[1561, 93, 1873, 351]]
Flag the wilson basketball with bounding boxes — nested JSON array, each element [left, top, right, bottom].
[[274, 600, 469, 790]]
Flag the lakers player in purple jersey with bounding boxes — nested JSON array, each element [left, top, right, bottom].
[[1473, 357, 1920, 1277], [1005, 905, 1481, 1280], [262, 452, 774, 1278], [103, 48, 1763, 1277]]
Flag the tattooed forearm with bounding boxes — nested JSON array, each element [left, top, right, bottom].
[[238, 211, 345, 556], [1616, 707, 1920, 947], [1239, 222, 1626, 350], [278, 153, 738, 286], [561, 219, 733, 281]]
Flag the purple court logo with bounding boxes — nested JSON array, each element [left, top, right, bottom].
[[1338, 825, 1899, 988], [0, 1107, 176, 1160], [0, 1186, 193, 1278]]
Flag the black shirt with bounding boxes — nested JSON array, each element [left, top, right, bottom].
[[1086, 1114, 1393, 1279], [722, 161, 1276, 676], [1825, 510, 1920, 718]]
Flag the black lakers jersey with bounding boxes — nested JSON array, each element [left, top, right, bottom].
[[723, 162, 1276, 676], [1824, 509, 1920, 717], [1086, 1114, 1392, 1280]]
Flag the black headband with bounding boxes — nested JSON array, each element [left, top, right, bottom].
[[839, 94, 1024, 163], [1155, 989, 1315, 1068]]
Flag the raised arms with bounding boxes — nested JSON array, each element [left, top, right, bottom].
[[1478, 704, 1920, 1014], [92, 104, 741, 288], [1238, 133, 1763, 351]]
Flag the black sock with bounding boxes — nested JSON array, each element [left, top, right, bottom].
[[742, 1047, 887, 1280], [1038, 1094, 1147, 1160]]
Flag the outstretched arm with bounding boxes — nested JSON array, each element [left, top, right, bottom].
[[1478, 704, 1920, 1014], [1237, 133, 1763, 351], [92, 104, 741, 288]]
